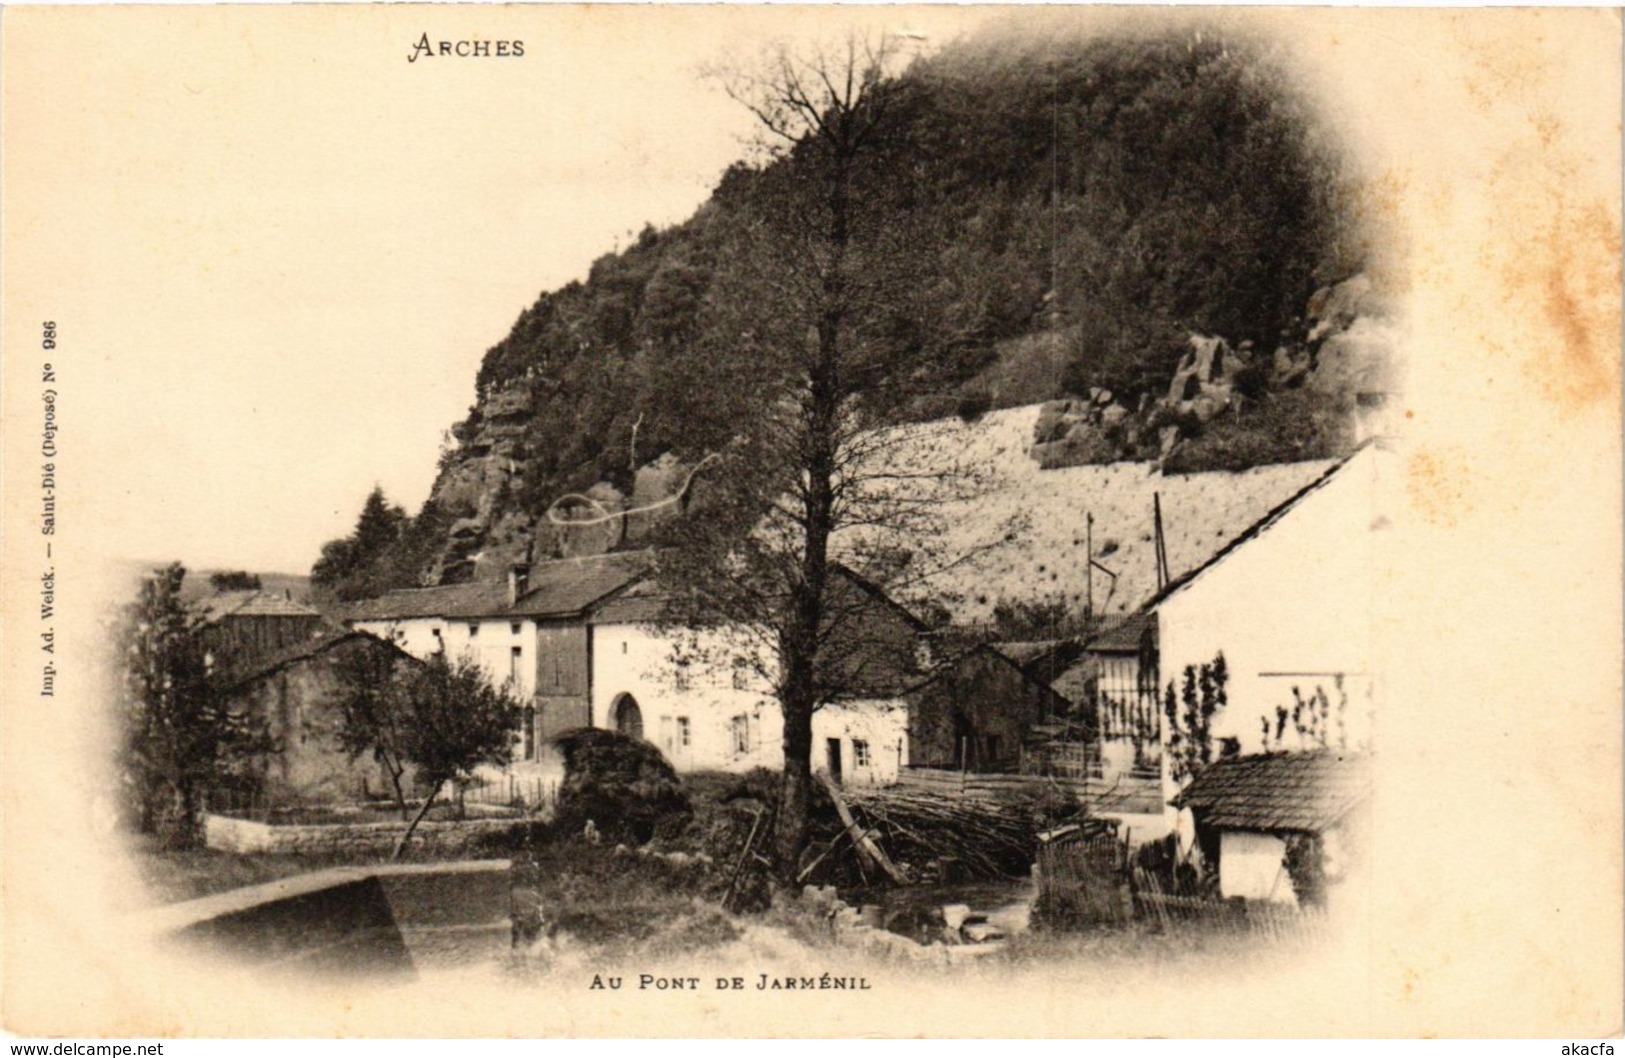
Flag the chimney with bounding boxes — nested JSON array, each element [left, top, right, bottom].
[[507, 563, 530, 607]]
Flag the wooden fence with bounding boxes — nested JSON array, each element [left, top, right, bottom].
[[206, 772, 555, 822], [1033, 823, 1134, 927], [894, 767, 1162, 814], [1129, 866, 1332, 943]]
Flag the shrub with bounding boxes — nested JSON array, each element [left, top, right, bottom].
[[956, 390, 993, 423], [552, 728, 692, 844]]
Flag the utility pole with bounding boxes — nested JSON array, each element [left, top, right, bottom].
[[1085, 511, 1094, 628]]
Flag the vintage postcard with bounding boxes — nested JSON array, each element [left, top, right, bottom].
[[2, 4, 1620, 1040]]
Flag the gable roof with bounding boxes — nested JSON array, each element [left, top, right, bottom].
[[216, 629, 414, 691], [585, 580, 666, 625], [348, 551, 650, 623], [1171, 752, 1371, 833], [1144, 445, 1373, 611], [899, 642, 1070, 705], [827, 565, 930, 632], [584, 564, 930, 631], [198, 590, 321, 623], [511, 550, 650, 618], [865, 405, 1345, 624], [1049, 658, 1095, 707], [1084, 611, 1157, 655], [991, 640, 1068, 666]]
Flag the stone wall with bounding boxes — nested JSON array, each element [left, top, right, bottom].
[[204, 813, 519, 856]]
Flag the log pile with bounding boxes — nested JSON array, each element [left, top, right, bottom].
[[799, 780, 1055, 885]]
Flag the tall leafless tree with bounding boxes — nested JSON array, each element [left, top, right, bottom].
[[657, 34, 1010, 884]]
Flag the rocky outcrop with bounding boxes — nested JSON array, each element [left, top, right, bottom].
[[1030, 390, 1142, 469], [1166, 335, 1256, 423], [1028, 272, 1395, 469]]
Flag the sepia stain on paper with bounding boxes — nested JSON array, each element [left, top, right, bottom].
[[1527, 197, 1623, 413], [1451, 12, 1624, 417], [1403, 448, 1471, 528]]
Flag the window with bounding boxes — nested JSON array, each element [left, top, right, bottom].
[[674, 662, 691, 692], [732, 658, 750, 690], [510, 622, 521, 635], [676, 716, 691, 747], [509, 646, 522, 684], [853, 739, 871, 768], [731, 715, 750, 755], [468, 623, 479, 637], [622, 640, 628, 654]]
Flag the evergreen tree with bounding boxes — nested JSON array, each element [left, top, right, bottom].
[[116, 563, 272, 848]]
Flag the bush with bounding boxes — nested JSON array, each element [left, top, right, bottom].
[[552, 728, 692, 844], [1163, 389, 1353, 474], [956, 390, 993, 422]]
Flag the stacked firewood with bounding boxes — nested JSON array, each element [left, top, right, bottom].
[[799, 782, 1057, 885]]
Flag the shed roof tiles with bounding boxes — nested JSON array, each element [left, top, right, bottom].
[[1171, 752, 1371, 834]]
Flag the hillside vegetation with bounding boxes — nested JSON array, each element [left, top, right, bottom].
[[315, 24, 1383, 602]]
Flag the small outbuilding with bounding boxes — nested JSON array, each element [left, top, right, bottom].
[[1171, 751, 1370, 905], [906, 645, 1076, 773], [219, 630, 423, 806]]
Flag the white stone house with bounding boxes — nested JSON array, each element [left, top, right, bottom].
[[346, 551, 650, 760], [1147, 443, 1389, 773], [586, 569, 928, 785], [1137, 441, 1390, 862]]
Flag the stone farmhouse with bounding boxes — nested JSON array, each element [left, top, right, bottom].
[[1146, 441, 1387, 784], [346, 550, 650, 760], [333, 428, 1388, 855], [217, 630, 421, 805], [585, 565, 1075, 786]]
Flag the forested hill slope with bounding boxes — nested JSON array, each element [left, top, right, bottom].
[[314, 24, 1393, 601]]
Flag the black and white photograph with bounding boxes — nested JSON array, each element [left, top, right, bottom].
[[1, 3, 1620, 1040]]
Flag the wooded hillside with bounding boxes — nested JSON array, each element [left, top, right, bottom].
[[314, 24, 1382, 601]]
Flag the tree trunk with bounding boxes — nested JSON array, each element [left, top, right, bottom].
[[775, 688, 815, 884], [392, 781, 442, 861], [153, 777, 199, 850], [386, 760, 408, 821]]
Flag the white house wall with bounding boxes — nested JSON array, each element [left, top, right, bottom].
[[591, 621, 909, 780], [1156, 447, 1387, 760], [1218, 830, 1297, 904], [591, 621, 782, 773], [811, 699, 910, 787], [351, 616, 538, 699]]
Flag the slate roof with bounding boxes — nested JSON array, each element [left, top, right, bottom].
[[1144, 444, 1375, 610], [198, 590, 322, 622], [898, 643, 1062, 701], [215, 629, 413, 691], [586, 584, 667, 625], [1049, 658, 1095, 707], [1171, 752, 1372, 834], [992, 640, 1068, 666], [347, 551, 650, 622], [1085, 611, 1157, 655], [584, 564, 927, 630]]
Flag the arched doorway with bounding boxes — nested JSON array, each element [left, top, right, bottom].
[[611, 693, 643, 740]]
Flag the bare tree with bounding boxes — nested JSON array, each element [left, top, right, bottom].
[[657, 34, 1009, 884]]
